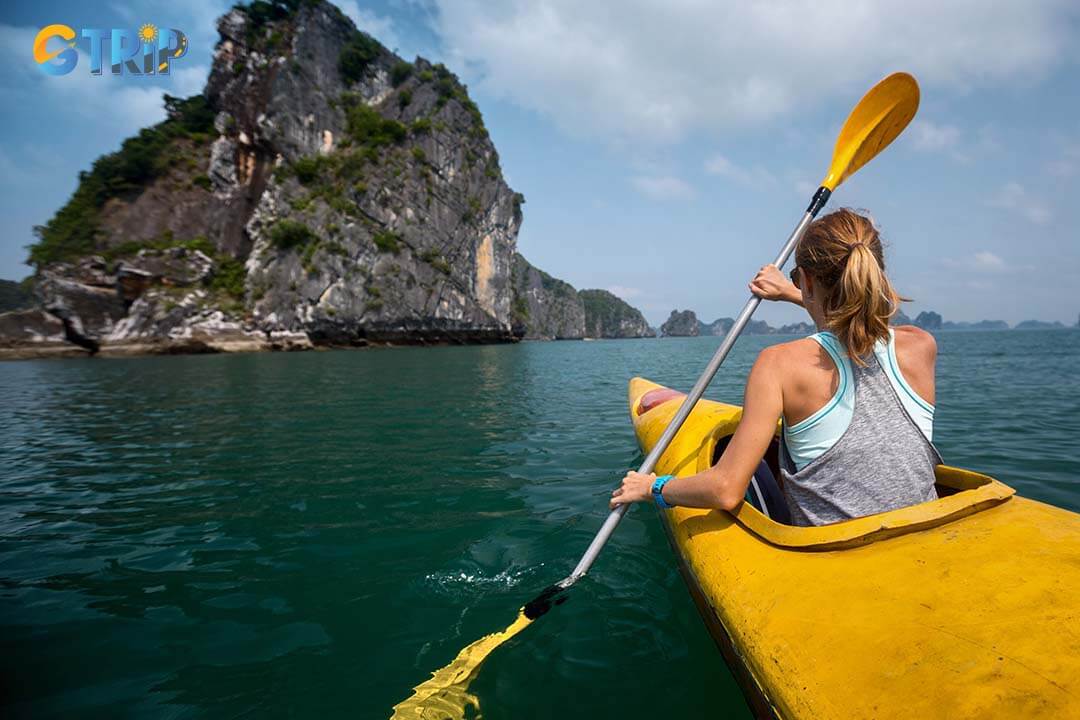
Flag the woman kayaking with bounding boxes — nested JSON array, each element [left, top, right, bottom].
[[611, 208, 940, 526]]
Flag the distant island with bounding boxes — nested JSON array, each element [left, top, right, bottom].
[[657, 308, 1077, 337]]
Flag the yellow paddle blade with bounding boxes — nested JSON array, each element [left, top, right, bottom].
[[391, 609, 534, 719], [820, 72, 920, 191]]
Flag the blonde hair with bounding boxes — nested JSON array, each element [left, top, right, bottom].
[[796, 208, 906, 365]]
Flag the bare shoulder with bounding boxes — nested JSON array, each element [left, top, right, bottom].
[[892, 325, 937, 359], [891, 325, 937, 404], [753, 337, 822, 374], [757, 337, 818, 361]]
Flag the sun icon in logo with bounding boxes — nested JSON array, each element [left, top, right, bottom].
[[138, 23, 159, 44]]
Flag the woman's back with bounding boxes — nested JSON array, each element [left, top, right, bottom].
[[772, 325, 940, 525], [779, 325, 936, 429]]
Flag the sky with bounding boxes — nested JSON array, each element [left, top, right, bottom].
[[1, 0, 1079, 327]]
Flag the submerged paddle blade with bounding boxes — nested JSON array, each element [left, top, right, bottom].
[[821, 72, 920, 191], [391, 609, 534, 719]]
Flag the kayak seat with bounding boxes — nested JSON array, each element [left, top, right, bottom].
[[713, 435, 791, 524], [746, 459, 792, 524]]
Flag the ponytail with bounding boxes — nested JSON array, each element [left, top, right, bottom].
[[795, 209, 907, 366]]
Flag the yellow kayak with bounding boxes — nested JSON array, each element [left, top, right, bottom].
[[627, 376, 1080, 718]]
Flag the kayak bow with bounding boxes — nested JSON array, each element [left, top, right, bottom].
[[628, 376, 1080, 719]]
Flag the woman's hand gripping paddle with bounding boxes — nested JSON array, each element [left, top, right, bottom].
[[391, 72, 921, 720]]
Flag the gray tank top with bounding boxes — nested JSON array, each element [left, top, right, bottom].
[[779, 351, 942, 526]]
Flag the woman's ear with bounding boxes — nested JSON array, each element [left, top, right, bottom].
[[801, 273, 815, 300]]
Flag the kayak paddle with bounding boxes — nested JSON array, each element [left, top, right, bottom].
[[535, 70, 921, 610], [391, 71, 920, 719]]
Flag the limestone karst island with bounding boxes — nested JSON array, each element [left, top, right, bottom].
[[0, 2, 651, 358]]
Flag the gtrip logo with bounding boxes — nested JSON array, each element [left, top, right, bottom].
[[34, 23, 188, 76]]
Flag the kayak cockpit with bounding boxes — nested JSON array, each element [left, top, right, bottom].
[[629, 376, 1016, 552], [703, 415, 1016, 550]]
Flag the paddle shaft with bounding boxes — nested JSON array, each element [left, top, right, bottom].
[[559, 188, 832, 587]]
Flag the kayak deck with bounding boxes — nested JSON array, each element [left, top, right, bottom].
[[628, 377, 1080, 719]]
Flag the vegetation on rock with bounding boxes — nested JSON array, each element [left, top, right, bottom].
[[390, 61, 413, 86], [579, 289, 652, 338], [240, 0, 300, 33], [28, 95, 216, 268], [342, 96, 407, 147], [660, 309, 700, 337], [339, 30, 382, 84], [270, 220, 318, 249], [0, 279, 34, 313], [372, 231, 401, 253]]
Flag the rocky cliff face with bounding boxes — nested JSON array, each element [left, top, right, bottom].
[[701, 317, 733, 336], [660, 309, 699, 337], [777, 321, 815, 335], [913, 311, 943, 331], [671, 312, 815, 337], [510, 254, 585, 339], [579, 289, 653, 338], [7, 0, 556, 356]]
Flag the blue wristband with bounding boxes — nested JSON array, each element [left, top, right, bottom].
[[652, 475, 675, 509]]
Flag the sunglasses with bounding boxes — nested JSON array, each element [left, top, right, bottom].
[[789, 266, 801, 289]]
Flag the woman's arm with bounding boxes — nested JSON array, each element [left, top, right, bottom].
[[610, 347, 786, 511], [749, 264, 803, 306]]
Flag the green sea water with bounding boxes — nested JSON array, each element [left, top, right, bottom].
[[1, 330, 1078, 718]]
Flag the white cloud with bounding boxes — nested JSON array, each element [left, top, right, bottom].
[[704, 153, 777, 189], [791, 177, 816, 197], [943, 250, 1025, 274], [630, 174, 695, 200], [338, 2, 402, 51], [109, 3, 138, 24], [606, 285, 641, 299], [427, 0, 1078, 145], [910, 120, 961, 151], [0, 148, 20, 187], [990, 182, 1052, 224], [1047, 140, 1080, 178], [972, 251, 1006, 271]]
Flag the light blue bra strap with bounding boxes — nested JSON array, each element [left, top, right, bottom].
[[882, 329, 934, 414], [785, 332, 850, 434]]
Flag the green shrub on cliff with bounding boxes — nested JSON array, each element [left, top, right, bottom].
[[102, 234, 215, 262], [343, 97, 407, 147], [372, 231, 401, 253], [390, 61, 413, 86], [512, 294, 530, 322], [209, 256, 247, 299], [339, 31, 382, 84], [270, 220, 317, 249], [239, 0, 298, 32], [420, 248, 450, 274], [292, 155, 330, 185]]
